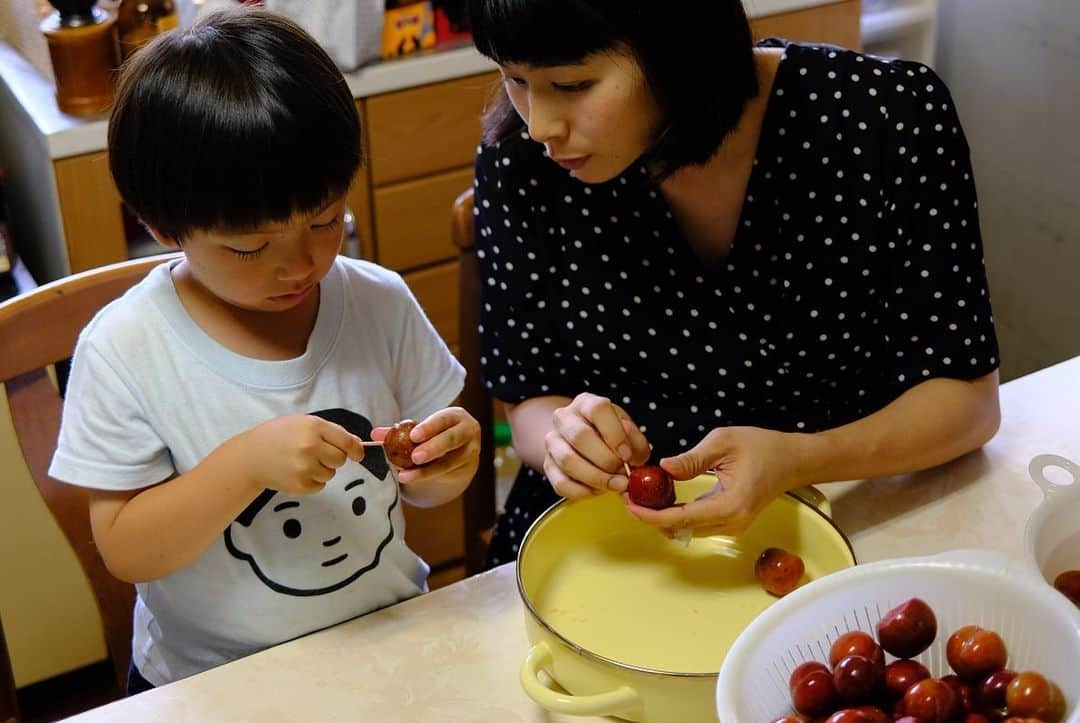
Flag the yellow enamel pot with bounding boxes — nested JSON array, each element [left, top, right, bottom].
[[516, 475, 855, 722]]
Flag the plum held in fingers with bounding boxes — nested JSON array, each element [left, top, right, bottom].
[[627, 464, 675, 509], [755, 547, 806, 597], [384, 420, 419, 468], [876, 597, 937, 658]]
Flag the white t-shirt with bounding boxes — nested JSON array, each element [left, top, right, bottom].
[[49, 257, 465, 686]]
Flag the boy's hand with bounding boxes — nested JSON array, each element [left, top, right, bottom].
[[237, 415, 365, 496], [372, 407, 480, 504]]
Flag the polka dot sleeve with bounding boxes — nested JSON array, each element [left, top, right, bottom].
[[472, 138, 578, 403], [879, 63, 999, 390]]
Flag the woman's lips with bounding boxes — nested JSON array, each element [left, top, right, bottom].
[[552, 155, 590, 171]]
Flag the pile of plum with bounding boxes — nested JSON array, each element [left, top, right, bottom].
[[772, 598, 1066, 722]]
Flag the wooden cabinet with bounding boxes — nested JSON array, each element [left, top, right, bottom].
[[365, 73, 495, 185], [751, 0, 863, 49]]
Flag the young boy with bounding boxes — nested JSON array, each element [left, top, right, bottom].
[[48, 9, 479, 692]]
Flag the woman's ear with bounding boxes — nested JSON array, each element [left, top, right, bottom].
[[144, 225, 181, 250]]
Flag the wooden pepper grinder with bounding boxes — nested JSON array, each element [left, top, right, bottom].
[[40, 0, 120, 116]]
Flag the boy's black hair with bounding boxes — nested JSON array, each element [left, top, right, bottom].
[[468, 0, 758, 179], [108, 9, 361, 241]]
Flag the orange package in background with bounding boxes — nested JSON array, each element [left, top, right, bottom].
[[381, 1, 436, 59]]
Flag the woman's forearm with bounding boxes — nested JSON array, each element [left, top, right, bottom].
[[790, 371, 1000, 487], [503, 395, 574, 471]]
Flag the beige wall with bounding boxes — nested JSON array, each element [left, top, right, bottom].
[[936, 0, 1080, 381], [0, 385, 106, 687]]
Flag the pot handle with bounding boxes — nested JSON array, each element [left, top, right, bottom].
[[1028, 454, 1080, 497], [520, 641, 640, 716]]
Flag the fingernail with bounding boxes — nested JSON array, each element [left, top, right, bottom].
[[617, 444, 631, 461], [608, 475, 628, 493], [411, 451, 427, 464]]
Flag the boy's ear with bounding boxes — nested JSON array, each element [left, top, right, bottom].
[[145, 225, 181, 250]]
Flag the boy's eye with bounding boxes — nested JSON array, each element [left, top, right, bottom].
[[503, 75, 526, 88], [312, 217, 341, 231], [552, 80, 593, 92], [227, 242, 268, 259]]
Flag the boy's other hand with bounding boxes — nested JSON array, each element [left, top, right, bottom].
[[238, 415, 365, 495], [372, 407, 481, 485]]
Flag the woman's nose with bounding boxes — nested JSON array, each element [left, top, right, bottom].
[[526, 97, 567, 144]]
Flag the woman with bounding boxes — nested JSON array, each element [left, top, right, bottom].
[[468, 0, 1001, 568]]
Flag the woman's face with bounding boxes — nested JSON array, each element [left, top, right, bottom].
[[500, 50, 664, 183]]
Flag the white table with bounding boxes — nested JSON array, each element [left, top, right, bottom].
[[65, 357, 1080, 722]]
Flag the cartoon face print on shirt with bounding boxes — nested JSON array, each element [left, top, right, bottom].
[[224, 409, 398, 596]]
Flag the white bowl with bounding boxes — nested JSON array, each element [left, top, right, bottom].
[[716, 549, 1080, 722], [1025, 454, 1080, 599]]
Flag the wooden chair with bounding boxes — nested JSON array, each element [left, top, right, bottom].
[[0, 614, 18, 723], [0, 253, 180, 714], [452, 188, 498, 575]]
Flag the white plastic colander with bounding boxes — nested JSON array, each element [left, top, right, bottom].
[[715, 549, 1080, 722]]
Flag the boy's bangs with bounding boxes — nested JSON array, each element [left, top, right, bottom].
[[470, 0, 621, 67], [108, 16, 361, 241], [163, 92, 357, 236]]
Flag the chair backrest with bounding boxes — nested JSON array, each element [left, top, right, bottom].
[[0, 614, 18, 723], [0, 252, 181, 709], [451, 188, 497, 575]]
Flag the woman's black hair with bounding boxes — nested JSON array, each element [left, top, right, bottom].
[[108, 8, 361, 241], [468, 0, 758, 179]]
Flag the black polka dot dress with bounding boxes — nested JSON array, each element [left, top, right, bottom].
[[474, 41, 999, 569]]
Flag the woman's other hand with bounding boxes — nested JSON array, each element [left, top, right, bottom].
[[626, 426, 804, 537]]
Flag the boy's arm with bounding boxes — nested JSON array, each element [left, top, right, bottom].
[[89, 415, 364, 583], [89, 435, 262, 583]]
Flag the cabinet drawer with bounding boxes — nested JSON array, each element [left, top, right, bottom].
[[404, 260, 460, 347], [403, 496, 464, 568], [374, 167, 474, 271], [365, 72, 498, 186]]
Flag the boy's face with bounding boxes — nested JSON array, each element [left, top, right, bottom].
[[159, 196, 347, 313]]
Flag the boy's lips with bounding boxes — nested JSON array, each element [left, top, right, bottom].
[[269, 284, 313, 302]]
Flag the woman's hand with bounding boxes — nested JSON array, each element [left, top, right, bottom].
[[626, 426, 804, 537], [372, 407, 481, 506], [543, 393, 652, 499]]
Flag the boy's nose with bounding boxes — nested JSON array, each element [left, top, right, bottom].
[[278, 248, 315, 280]]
